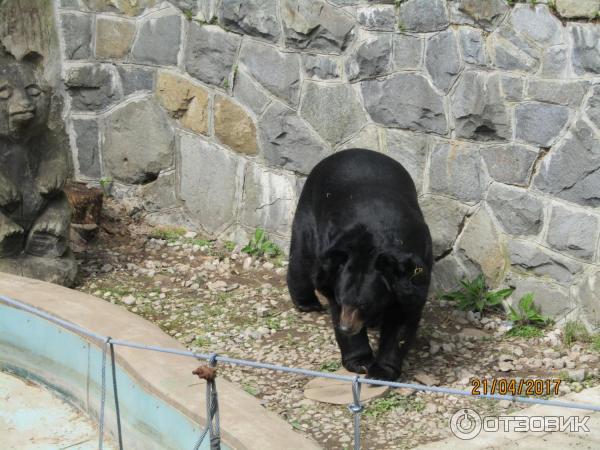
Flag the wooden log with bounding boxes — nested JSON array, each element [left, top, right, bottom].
[[64, 182, 103, 227]]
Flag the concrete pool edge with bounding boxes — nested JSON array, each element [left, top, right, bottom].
[[0, 272, 321, 450]]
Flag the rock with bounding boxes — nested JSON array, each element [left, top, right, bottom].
[[345, 35, 392, 82], [498, 361, 513, 372], [508, 276, 571, 317], [340, 124, 381, 153], [459, 27, 486, 66], [243, 256, 253, 270], [122, 294, 136, 305], [300, 83, 366, 146], [214, 96, 258, 155], [572, 270, 600, 328], [456, 208, 506, 285], [500, 74, 525, 101], [65, 64, 119, 112], [527, 80, 588, 108], [414, 372, 440, 386], [103, 99, 174, 184], [72, 118, 101, 179], [459, 328, 488, 339], [239, 40, 301, 106], [556, 0, 600, 19], [546, 204, 598, 261], [357, 5, 396, 31], [60, 12, 92, 60], [207, 280, 227, 291], [487, 183, 544, 236], [101, 263, 113, 273], [140, 174, 177, 212], [219, 0, 280, 42], [491, 27, 540, 73], [362, 73, 447, 135], [568, 368, 586, 382], [392, 34, 423, 70], [239, 164, 296, 236], [179, 134, 243, 234], [429, 142, 487, 203], [515, 102, 570, 147], [77, 0, 159, 16], [302, 54, 340, 80], [131, 14, 181, 65], [399, 0, 449, 33], [425, 29, 461, 93], [540, 45, 569, 77], [95, 17, 136, 60], [534, 120, 600, 207], [507, 240, 583, 284], [510, 4, 563, 48], [570, 25, 600, 75], [281, 0, 355, 54], [155, 71, 209, 136], [429, 341, 441, 355], [259, 101, 330, 175], [185, 24, 241, 87], [458, 0, 509, 30], [233, 69, 270, 115], [386, 130, 431, 193], [420, 196, 469, 258], [433, 254, 470, 299], [451, 72, 511, 141], [117, 66, 154, 96], [481, 144, 537, 187]]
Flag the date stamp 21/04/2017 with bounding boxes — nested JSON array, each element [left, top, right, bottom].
[[470, 378, 561, 396]]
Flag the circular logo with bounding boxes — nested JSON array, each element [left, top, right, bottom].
[[449, 408, 482, 440]]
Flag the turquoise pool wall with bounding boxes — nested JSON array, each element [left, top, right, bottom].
[[0, 303, 229, 450]]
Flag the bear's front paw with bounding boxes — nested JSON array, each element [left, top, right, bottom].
[[366, 363, 399, 381], [343, 355, 374, 374]]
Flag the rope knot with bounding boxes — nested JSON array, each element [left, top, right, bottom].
[[192, 366, 217, 382]]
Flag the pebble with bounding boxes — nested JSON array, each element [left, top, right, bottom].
[[122, 295, 136, 305]]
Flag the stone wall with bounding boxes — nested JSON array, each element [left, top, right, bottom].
[[54, 0, 600, 327]]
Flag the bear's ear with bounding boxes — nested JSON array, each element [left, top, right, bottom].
[[315, 248, 348, 288], [375, 252, 428, 295]]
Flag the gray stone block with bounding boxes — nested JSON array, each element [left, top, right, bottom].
[[510, 4, 563, 48], [459, 27, 486, 66], [259, 101, 330, 175], [491, 24, 541, 72], [425, 29, 462, 93], [65, 64, 119, 112], [457, 0, 508, 31], [345, 35, 392, 82], [534, 120, 600, 208], [399, 0, 449, 32], [117, 66, 154, 95], [72, 118, 100, 179], [357, 5, 396, 31], [239, 40, 300, 106], [219, 0, 280, 42], [573, 269, 600, 328], [547, 204, 599, 261], [362, 73, 447, 135], [421, 195, 470, 259], [386, 129, 430, 194], [500, 74, 524, 102], [302, 54, 340, 80], [508, 240, 582, 284], [131, 14, 181, 66], [103, 98, 175, 184], [508, 275, 571, 317], [233, 69, 270, 115], [185, 23, 241, 88], [540, 45, 568, 77], [527, 80, 588, 108], [300, 82, 366, 146], [451, 72, 511, 141], [240, 164, 296, 236], [61, 13, 92, 60], [281, 0, 355, 54], [585, 84, 600, 128], [487, 183, 544, 236], [140, 173, 177, 212], [481, 144, 537, 186], [339, 124, 381, 153], [515, 102, 570, 147], [429, 142, 487, 203], [571, 25, 600, 75], [392, 34, 422, 70], [431, 254, 470, 293], [557, 0, 600, 20], [179, 134, 243, 234]]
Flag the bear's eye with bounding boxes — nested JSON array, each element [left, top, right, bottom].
[[0, 84, 10, 99], [26, 85, 41, 97]]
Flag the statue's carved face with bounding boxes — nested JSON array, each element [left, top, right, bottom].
[[0, 62, 49, 141]]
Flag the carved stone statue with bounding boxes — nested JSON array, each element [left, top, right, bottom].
[[0, 49, 76, 285]]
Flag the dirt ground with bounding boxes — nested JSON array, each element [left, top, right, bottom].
[[72, 199, 600, 449]]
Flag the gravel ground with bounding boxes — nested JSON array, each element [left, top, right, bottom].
[[73, 200, 600, 449]]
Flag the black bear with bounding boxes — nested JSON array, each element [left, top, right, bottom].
[[287, 149, 432, 381]]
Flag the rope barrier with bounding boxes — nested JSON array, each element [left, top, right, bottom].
[[109, 342, 124, 450], [2, 293, 600, 450]]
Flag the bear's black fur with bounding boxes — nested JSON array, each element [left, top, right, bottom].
[[287, 149, 433, 381]]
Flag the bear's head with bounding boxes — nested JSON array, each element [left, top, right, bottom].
[[315, 225, 429, 335]]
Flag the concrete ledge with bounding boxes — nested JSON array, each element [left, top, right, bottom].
[[0, 272, 321, 450]]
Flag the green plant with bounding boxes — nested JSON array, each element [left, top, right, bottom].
[[150, 226, 186, 242], [592, 335, 600, 352], [441, 274, 513, 314], [507, 324, 544, 338], [243, 384, 259, 396], [563, 320, 591, 347], [99, 176, 113, 195], [242, 228, 281, 258], [223, 240, 236, 252], [365, 393, 425, 419], [319, 360, 342, 372], [182, 8, 193, 20], [508, 293, 549, 326]]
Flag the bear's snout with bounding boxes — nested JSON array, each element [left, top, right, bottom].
[[339, 305, 363, 335]]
